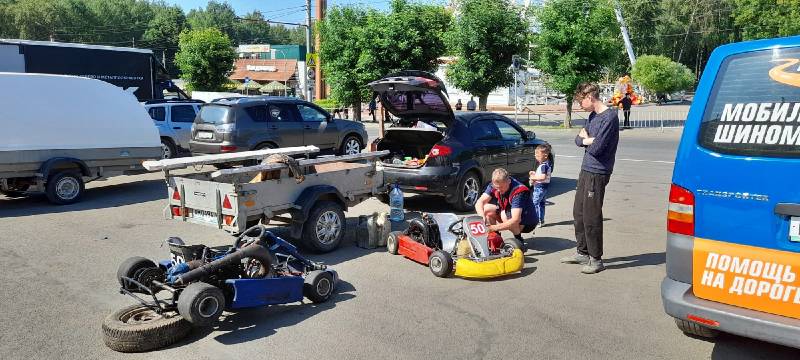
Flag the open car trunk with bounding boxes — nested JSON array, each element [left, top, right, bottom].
[[376, 128, 444, 168]]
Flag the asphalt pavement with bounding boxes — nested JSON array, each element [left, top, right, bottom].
[[0, 127, 796, 360]]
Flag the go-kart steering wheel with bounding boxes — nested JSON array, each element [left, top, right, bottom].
[[234, 225, 266, 250], [448, 220, 463, 235]]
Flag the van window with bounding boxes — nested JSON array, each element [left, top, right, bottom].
[[267, 104, 296, 122], [148, 107, 165, 121], [244, 105, 267, 122], [297, 104, 328, 122], [171, 105, 197, 123], [700, 47, 800, 158], [198, 105, 230, 125]]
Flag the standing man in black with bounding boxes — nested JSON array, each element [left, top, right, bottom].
[[620, 93, 633, 130], [561, 83, 619, 274]]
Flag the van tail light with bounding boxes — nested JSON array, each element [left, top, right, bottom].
[[369, 142, 377, 152], [222, 195, 232, 209], [171, 206, 183, 217], [220, 145, 237, 153], [172, 188, 181, 201], [224, 215, 234, 226], [428, 144, 452, 158], [667, 183, 694, 236]]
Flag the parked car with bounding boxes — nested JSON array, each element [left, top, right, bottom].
[[143, 99, 205, 159], [0, 73, 161, 204], [662, 35, 800, 348], [368, 71, 553, 211], [189, 96, 367, 157]]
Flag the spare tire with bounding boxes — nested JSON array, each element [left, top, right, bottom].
[[102, 305, 191, 353]]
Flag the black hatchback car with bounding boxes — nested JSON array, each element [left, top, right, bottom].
[[368, 71, 553, 211], [189, 96, 368, 156]]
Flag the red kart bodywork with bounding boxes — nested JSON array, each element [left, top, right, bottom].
[[397, 234, 433, 265]]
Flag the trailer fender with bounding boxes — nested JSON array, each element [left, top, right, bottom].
[[38, 157, 91, 179], [290, 186, 347, 238]]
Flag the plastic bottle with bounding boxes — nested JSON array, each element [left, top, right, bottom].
[[389, 184, 404, 221]]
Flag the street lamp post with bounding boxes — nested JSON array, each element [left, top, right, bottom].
[[273, 48, 289, 97]]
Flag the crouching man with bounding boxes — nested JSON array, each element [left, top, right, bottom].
[[474, 168, 538, 249]]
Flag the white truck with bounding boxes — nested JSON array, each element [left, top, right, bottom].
[[143, 147, 388, 252], [0, 73, 161, 204]]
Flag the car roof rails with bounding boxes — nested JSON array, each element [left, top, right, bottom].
[[143, 99, 205, 105]]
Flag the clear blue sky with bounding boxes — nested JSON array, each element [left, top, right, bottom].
[[163, 0, 396, 25]]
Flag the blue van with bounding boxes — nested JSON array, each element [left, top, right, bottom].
[[662, 36, 800, 348]]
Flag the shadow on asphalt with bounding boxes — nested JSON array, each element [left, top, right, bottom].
[[526, 236, 575, 256], [539, 218, 612, 228], [0, 179, 166, 217], [168, 280, 357, 348], [687, 331, 798, 359], [546, 176, 577, 199], [604, 252, 666, 269]]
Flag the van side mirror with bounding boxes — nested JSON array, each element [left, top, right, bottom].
[[526, 131, 535, 139]]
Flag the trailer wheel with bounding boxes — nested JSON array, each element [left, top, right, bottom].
[[303, 201, 345, 253], [304, 270, 335, 303], [429, 250, 453, 278], [386, 231, 402, 254], [177, 282, 225, 327], [674, 318, 720, 338], [45, 171, 84, 205], [102, 304, 191, 353]]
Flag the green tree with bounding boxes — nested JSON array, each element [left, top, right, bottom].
[[11, 0, 97, 42], [174, 28, 236, 91], [143, 3, 186, 76], [318, 5, 371, 119], [445, 0, 527, 111], [631, 54, 695, 99], [732, 0, 800, 40], [235, 10, 271, 44], [0, 0, 16, 38], [186, 0, 237, 41], [85, 0, 154, 45], [533, 0, 617, 127]]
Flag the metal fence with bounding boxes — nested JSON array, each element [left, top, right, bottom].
[[621, 108, 690, 129]]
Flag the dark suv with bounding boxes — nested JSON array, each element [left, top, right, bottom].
[[369, 71, 553, 211], [189, 96, 367, 156]]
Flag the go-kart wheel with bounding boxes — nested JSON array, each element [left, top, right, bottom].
[[117, 257, 157, 292], [502, 238, 523, 255], [177, 282, 225, 327], [304, 270, 335, 303], [102, 304, 191, 353], [386, 231, 402, 255], [429, 250, 453, 278]]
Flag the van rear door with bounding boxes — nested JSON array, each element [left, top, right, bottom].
[[676, 45, 800, 318]]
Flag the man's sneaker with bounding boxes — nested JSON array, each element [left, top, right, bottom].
[[560, 253, 589, 265], [538, 221, 546, 228], [514, 235, 526, 251], [581, 257, 605, 274]]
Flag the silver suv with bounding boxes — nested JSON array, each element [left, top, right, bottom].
[[144, 99, 205, 159], [189, 97, 367, 156]]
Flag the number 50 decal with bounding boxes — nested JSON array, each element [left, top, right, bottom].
[[468, 222, 487, 236]]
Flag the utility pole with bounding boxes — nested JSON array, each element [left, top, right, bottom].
[[305, 0, 312, 101], [315, 0, 326, 100], [613, 1, 636, 66]]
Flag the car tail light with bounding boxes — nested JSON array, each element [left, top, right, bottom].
[[220, 145, 237, 153], [172, 188, 181, 201], [414, 186, 428, 191], [224, 215, 234, 226], [428, 144, 452, 158], [668, 183, 694, 236], [222, 195, 232, 209], [369, 142, 378, 152], [171, 206, 183, 217], [687, 314, 719, 327]]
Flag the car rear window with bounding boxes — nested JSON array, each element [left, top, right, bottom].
[[699, 46, 800, 158], [384, 90, 449, 113], [198, 105, 230, 125]]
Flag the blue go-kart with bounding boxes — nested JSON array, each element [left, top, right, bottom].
[[102, 225, 338, 352]]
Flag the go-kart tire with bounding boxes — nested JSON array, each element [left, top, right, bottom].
[[177, 282, 225, 327], [502, 238, 523, 253], [304, 270, 335, 303], [302, 201, 345, 253], [117, 257, 157, 292], [102, 304, 191, 353], [674, 318, 719, 338], [386, 231, 402, 254], [429, 250, 453, 278]]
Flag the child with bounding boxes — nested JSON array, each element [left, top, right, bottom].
[[529, 145, 552, 227]]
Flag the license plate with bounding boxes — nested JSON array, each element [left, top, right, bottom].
[[693, 238, 800, 320], [197, 131, 213, 139], [790, 217, 800, 242], [191, 209, 217, 224]]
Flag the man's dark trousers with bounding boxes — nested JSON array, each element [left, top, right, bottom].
[[623, 110, 631, 128], [573, 170, 611, 259]]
